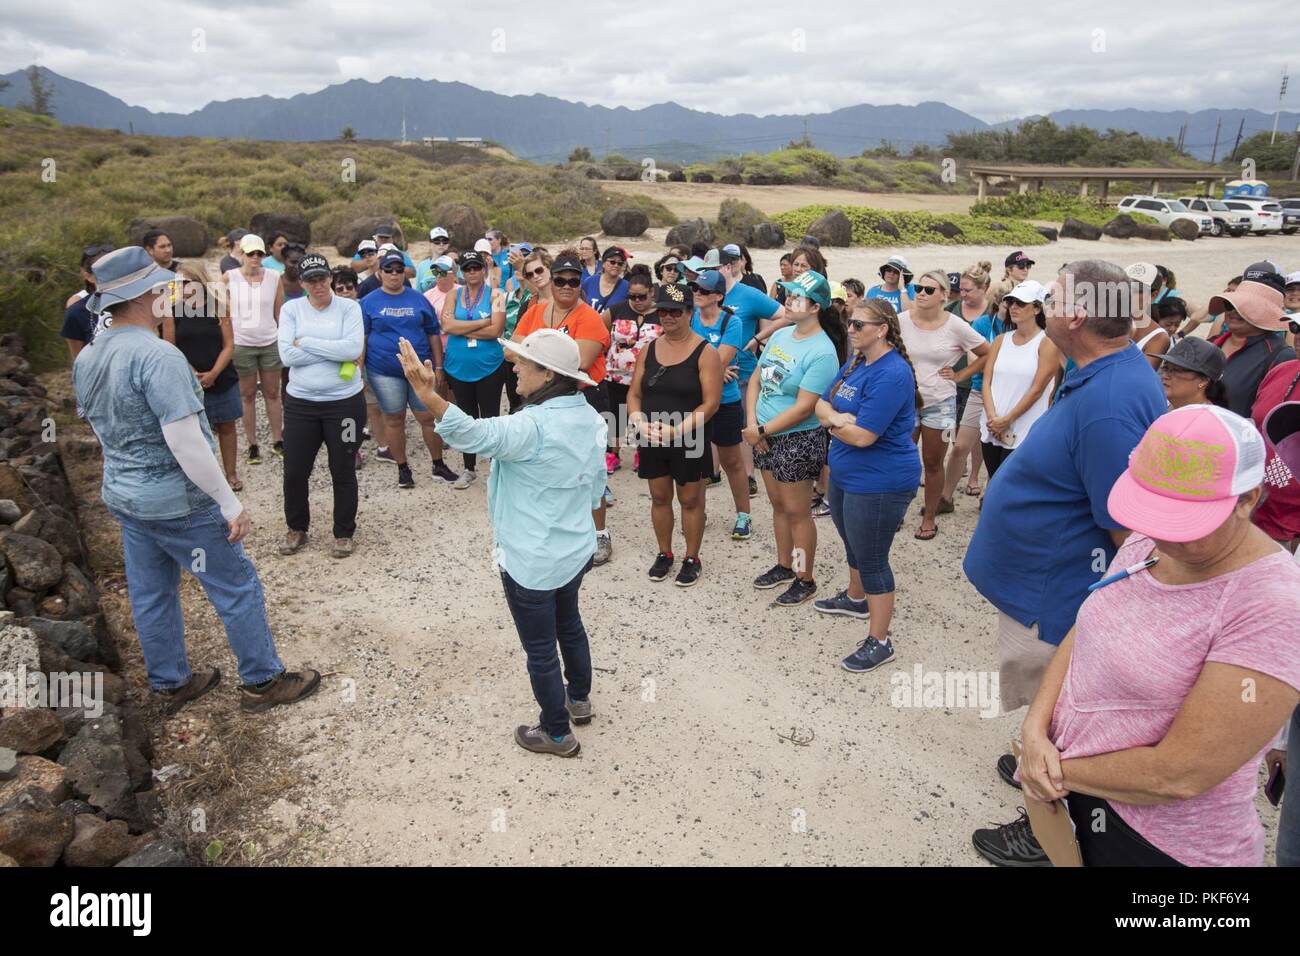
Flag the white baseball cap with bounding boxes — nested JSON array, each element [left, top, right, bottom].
[[1126, 262, 1160, 288], [429, 227, 449, 240], [474, 238, 493, 255], [1003, 279, 1048, 304], [499, 329, 596, 386]]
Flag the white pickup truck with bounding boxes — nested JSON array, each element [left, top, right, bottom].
[[1116, 196, 1216, 234]]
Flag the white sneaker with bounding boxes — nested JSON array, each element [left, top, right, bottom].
[[453, 469, 477, 490], [593, 531, 613, 566]]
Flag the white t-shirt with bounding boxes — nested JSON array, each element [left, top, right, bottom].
[[899, 310, 988, 407]]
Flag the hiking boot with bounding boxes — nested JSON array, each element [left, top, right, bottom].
[[376, 446, 396, 464], [747, 476, 759, 498], [247, 444, 262, 465], [775, 578, 818, 606], [675, 556, 702, 587], [331, 537, 354, 559], [815, 589, 870, 619], [565, 695, 593, 726], [153, 667, 220, 715], [998, 753, 1022, 790], [278, 530, 308, 555], [593, 531, 612, 566], [514, 723, 580, 757], [453, 468, 477, 490], [432, 460, 459, 483], [240, 669, 322, 714], [648, 552, 674, 581], [753, 564, 795, 589], [731, 513, 753, 540], [397, 463, 414, 489], [841, 636, 894, 673], [971, 809, 1050, 867]]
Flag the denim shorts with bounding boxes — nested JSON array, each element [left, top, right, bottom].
[[916, 396, 957, 431], [203, 383, 243, 425], [368, 371, 427, 414]]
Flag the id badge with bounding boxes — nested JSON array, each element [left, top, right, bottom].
[[468, 338, 477, 348]]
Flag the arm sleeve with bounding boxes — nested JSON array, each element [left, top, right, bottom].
[[161, 415, 243, 521], [299, 300, 364, 361], [434, 402, 542, 462], [798, 348, 840, 398], [1076, 418, 1144, 530], [277, 304, 318, 367]]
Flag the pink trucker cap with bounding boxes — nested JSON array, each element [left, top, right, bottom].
[[1108, 405, 1265, 542]]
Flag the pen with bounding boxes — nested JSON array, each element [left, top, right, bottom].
[[1088, 555, 1159, 592]]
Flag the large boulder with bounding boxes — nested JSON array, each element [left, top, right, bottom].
[[428, 203, 487, 250], [987, 221, 1010, 232], [689, 172, 714, 183], [872, 217, 901, 239], [333, 216, 406, 258], [1035, 226, 1058, 241], [0, 532, 64, 591], [1102, 214, 1139, 239], [667, 170, 686, 182], [1170, 218, 1201, 241], [1060, 217, 1103, 241], [56, 566, 98, 619], [249, 212, 311, 246], [62, 814, 137, 867], [127, 216, 209, 257], [57, 716, 133, 811], [747, 222, 786, 249], [928, 220, 964, 239], [0, 709, 64, 754], [718, 174, 743, 185], [665, 218, 715, 248], [0, 756, 70, 805], [600, 208, 649, 237], [0, 805, 74, 866], [808, 209, 853, 247], [24, 617, 101, 663], [116, 839, 192, 867], [1134, 223, 1172, 241]]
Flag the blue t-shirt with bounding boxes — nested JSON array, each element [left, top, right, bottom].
[[262, 257, 285, 273], [492, 250, 513, 291], [754, 326, 839, 434], [962, 344, 1166, 647], [361, 287, 441, 380], [352, 250, 414, 270], [691, 308, 744, 405], [866, 283, 916, 312], [823, 350, 921, 494], [72, 324, 217, 521], [446, 285, 504, 382], [581, 273, 628, 312], [969, 313, 1004, 392], [723, 281, 781, 381]]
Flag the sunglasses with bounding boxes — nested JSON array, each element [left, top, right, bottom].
[[381, 266, 406, 275], [246, 250, 266, 258], [461, 264, 484, 272], [914, 285, 941, 296], [431, 238, 450, 244], [647, 364, 669, 389], [847, 318, 885, 332], [657, 308, 686, 319], [628, 292, 650, 301], [605, 260, 625, 268], [526, 267, 547, 278], [552, 276, 582, 288], [333, 283, 356, 292]]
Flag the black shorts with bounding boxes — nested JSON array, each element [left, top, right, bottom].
[[637, 443, 713, 485], [583, 381, 610, 415], [712, 400, 743, 447], [754, 427, 828, 483]]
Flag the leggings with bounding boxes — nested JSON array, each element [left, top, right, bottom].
[[1066, 792, 1183, 866], [826, 481, 916, 594], [447, 362, 507, 471], [282, 391, 366, 539], [981, 442, 1014, 482], [606, 381, 630, 448]]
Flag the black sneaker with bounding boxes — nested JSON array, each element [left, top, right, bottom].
[[997, 753, 1022, 790], [971, 809, 1050, 867], [775, 578, 818, 606], [432, 460, 459, 483], [675, 556, 701, 587], [753, 564, 795, 590], [747, 476, 759, 498], [648, 552, 674, 581], [707, 472, 722, 486], [247, 444, 262, 465], [397, 463, 414, 489], [272, 440, 284, 458]]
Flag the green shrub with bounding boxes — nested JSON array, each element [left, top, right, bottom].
[[771, 205, 1049, 248], [714, 198, 766, 244], [970, 189, 1158, 227]]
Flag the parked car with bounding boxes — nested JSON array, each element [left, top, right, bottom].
[[1116, 196, 1215, 234], [1277, 199, 1300, 235], [1222, 198, 1285, 235], [1177, 197, 1252, 237]]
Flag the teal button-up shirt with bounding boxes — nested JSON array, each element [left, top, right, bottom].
[[435, 394, 607, 590]]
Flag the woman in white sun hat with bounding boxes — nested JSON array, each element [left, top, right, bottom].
[[397, 328, 607, 760]]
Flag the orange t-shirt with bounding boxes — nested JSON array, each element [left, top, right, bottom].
[[514, 301, 611, 384]]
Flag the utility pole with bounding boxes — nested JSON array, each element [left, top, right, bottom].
[[1271, 66, 1289, 144], [603, 127, 609, 160], [1209, 116, 1222, 163], [1292, 124, 1300, 181], [1176, 123, 1186, 153], [1232, 118, 1246, 160]]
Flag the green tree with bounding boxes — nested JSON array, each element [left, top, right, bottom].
[[340, 126, 356, 141], [568, 145, 593, 163], [1229, 131, 1296, 173], [19, 66, 54, 117]]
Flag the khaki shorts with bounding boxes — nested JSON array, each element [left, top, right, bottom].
[[233, 343, 282, 373], [997, 611, 1058, 712], [959, 388, 984, 430]]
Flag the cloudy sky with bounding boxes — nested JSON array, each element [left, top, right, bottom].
[[1, 0, 1296, 122]]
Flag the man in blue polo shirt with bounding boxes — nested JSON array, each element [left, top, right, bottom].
[[964, 259, 1165, 867]]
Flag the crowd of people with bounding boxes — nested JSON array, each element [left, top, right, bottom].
[[62, 216, 1300, 866]]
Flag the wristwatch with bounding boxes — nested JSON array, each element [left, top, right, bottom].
[[757, 424, 766, 437]]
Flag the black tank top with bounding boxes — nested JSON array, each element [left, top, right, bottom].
[[642, 338, 709, 417]]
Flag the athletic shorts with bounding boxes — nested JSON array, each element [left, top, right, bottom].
[[369, 371, 427, 414], [754, 427, 828, 483], [637, 440, 713, 486], [915, 396, 957, 432], [232, 343, 282, 373], [712, 400, 743, 447]]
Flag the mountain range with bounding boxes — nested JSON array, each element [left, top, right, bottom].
[[3, 67, 1297, 164]]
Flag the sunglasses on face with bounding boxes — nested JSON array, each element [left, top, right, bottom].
[[847, 318, 885, 332], [914, 285, 941, 296], [432, 238, 450, 244], [1006, 298, 1034, 307], [628, 292, 650, 301], [333, 283, 356, 292], [552, 276, 582, 288], [461, 264, 483, 273], [658, 308, 686, 319], [246, 251, 265, 258], [381, 266, 406, 275], [526, 267, 547, 278]]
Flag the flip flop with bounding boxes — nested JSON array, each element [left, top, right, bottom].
[[229, 477, 243, 492], [965, 483, 982, 497], [914, 525, 938, 541]]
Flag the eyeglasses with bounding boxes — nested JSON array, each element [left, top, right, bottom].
[[333, 283, 356, 292], [381, 266, 406, 275], [647, 365, 669, 389], [847, 318, 886, 332], [914, 285, 941, 296], [526, 267, 547, 278], [552, 275, 582, 288]]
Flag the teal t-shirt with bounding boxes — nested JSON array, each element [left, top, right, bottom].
[[755, 326, 839, 434], [723, 282, 781, 381], [691, 308, 744, 405]]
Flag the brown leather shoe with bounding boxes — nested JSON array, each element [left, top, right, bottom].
[[154, 667, 221, 715], [331, 537, 354, 558], [239, 669, 322, 714], [278, 530, 308, 555]]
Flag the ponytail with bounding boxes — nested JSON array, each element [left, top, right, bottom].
[[816, 305, 848, 364]]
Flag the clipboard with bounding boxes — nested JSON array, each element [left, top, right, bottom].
[[1010, 740, 1083, 867]]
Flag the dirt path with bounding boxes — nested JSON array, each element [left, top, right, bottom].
[[603, 181, 976, 220]]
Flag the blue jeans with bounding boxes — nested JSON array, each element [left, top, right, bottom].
[[826, 481, 915, 595], [500, 560, 593, 737], [110, 506, 284, 690], [1279, 706, 1300, 867]]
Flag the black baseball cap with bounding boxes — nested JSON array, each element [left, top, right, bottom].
[[601, 246, 628, 263], [297, 253, 331, 280], [947, 271, 961, 293], [654, 281, 694, 312], [379, 251, 406, 270], [1005, 250, 1035, 268], [1242, 260, 1286, 294], [1159, 336, 1225, 381], [459, 250, 487, 270], [551, 254, 583, 275]]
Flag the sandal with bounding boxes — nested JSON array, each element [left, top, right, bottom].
[[965, 482, 982, 497], [228, 477, 243, 492], [914, 524, 938, 541]]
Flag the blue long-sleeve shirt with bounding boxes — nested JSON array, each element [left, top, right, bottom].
[[278, 294, 365, 402], [434, 394, 607, 590]]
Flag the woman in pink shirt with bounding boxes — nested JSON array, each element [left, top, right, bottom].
[[1015, 405, 1300, 866]]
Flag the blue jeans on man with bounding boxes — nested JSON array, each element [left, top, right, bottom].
[[500, 560, 593, 738], [1278, 706, 1299, 867], [111, 505, 284, 690]]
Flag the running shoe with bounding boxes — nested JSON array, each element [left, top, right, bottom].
[[731, 513, 753, 540], [514, 724, 580, 757], [605, 451, 621, 475], [707, 471, 723, 486], [675, 556, 702, 587], [247, 444, 262, 465], [648, 552, 674, 581], [775, 578, 817, 606], [753, 564, 795, 589], [811, 499, 831, 518], [593, 531, 613, 566], [814, 590, 870, 619], [565, 695, 593, 725], [453, 469, 477, 490], [971, 810, 1049, 867], [432, 459, 458, 483], [747, 476, 759, 498], [397, 464, 414, 489], [997, 753, 1022, 790], [376, 446, 396, 464], [272, 440, 284, 458], [841, 636, 894, 672]]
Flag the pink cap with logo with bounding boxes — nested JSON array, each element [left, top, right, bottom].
[[1107, 405, 1265, 542]]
